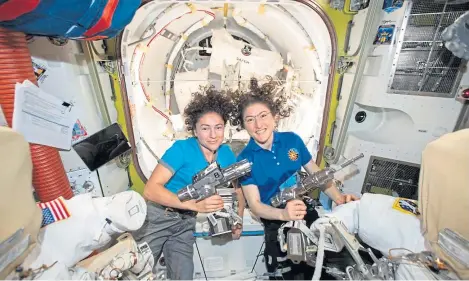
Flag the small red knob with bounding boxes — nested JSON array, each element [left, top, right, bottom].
[[462, 88, 469, 99]]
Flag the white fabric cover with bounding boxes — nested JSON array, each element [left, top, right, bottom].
[[441, 11, 469, 60], [93, 191, 147, 233], [173, 67, 209, 114], [169, 114, 185, 133], [317, 193, 429, 280], [24, 191, 146, 268], [320, 200, 360, 235], [209, 29, 283, 81], [357, 193, 426, 256], [13, 246, 95, 280], [320, 193, 426, 256]]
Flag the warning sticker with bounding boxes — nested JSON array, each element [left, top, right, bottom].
[[72, 119, 88, 142], [392, 197, 419, 216], [373, 25, 395, 45], [32, 60, 48, 84]]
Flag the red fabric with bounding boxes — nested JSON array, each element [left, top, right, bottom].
[[0, 0, 40, 21], [83, 0, 119, 37]]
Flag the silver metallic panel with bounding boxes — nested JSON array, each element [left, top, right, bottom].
[[388, 0, 469, 97]]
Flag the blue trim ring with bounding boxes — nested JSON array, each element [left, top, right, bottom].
[[193, 230, 265, 237]]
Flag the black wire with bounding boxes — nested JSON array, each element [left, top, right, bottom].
[[194, 240, 208, 281], [251, 241, 265, 273], [96, 169, 105, 197]]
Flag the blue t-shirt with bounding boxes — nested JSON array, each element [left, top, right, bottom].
[[160, 137, 237, 194], [237, 132, 312, 205]]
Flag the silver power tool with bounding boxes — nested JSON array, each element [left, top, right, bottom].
[[270, 153, 364, 207], [177, 159, 252, 202]]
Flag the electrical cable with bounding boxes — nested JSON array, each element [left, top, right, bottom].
[[140, 137, 160, 160], [346, 265, 354, 280], [134, 9, 216, 121], [90, 41, 111, 61], [312, 225, 325, 280], [16, 261, 58, 280], [250, 241, 265, 273], [388, 247, 414, 259], [194, 240, 208, 281], [133, 78, 320, 83], [96, 169, 106, 197]]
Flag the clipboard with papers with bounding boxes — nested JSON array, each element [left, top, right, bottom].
[[12, 80, 76, 150]]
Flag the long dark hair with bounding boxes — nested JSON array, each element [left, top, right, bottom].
[[230, 78, 292, 128], [184, 87, 236, 133]]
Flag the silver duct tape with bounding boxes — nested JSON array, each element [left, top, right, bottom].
[[438, 228, 469, 267]]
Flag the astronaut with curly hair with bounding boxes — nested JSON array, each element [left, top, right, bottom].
[[132, 88, 245, 280], [230, 79, 358, 280]]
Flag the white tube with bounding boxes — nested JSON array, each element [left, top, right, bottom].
[[312, 225, 325, 281], [185, 46, 212, 53]]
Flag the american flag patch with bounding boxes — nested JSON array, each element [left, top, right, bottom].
[[37, 197, 71, 227]]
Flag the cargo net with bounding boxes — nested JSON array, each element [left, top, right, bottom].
[[389, 0, 469, 97], [361, 156, 420, 200]]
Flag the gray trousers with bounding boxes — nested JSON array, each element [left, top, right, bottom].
[[133, 202, 196, 280]]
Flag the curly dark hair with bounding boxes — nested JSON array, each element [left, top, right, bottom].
[[184, 87, 236, 133], [230, 78, 292, 128]]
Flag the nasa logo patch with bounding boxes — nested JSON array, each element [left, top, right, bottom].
[[392, 197, 419, 216], [241, 45, 252, 56], [288, 148, 299, 161]]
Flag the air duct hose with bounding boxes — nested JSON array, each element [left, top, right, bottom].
[[312, 225, 325, 281], [0, 27, 73, 202]]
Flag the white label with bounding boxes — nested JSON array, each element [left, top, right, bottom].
[[0, 234, 30, 272], [288, 232, 302, 256], [216, 220, 223, 233], [138, 242, 151, 255], [208, 214, 217, 226], [203, 257, 224, 271]]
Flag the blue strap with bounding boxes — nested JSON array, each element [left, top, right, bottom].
[[194, 230, 265, 237], [319, 191, 333, 211]]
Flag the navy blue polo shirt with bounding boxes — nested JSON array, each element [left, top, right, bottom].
[[237, 132, 312, 205], [160, 137, 236, 194]]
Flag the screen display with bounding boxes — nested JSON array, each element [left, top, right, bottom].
[[72, 123, 131, 171]]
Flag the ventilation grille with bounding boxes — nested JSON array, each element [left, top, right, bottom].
[[388, 0, 469, 97], [361, 156, 420, 200]]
